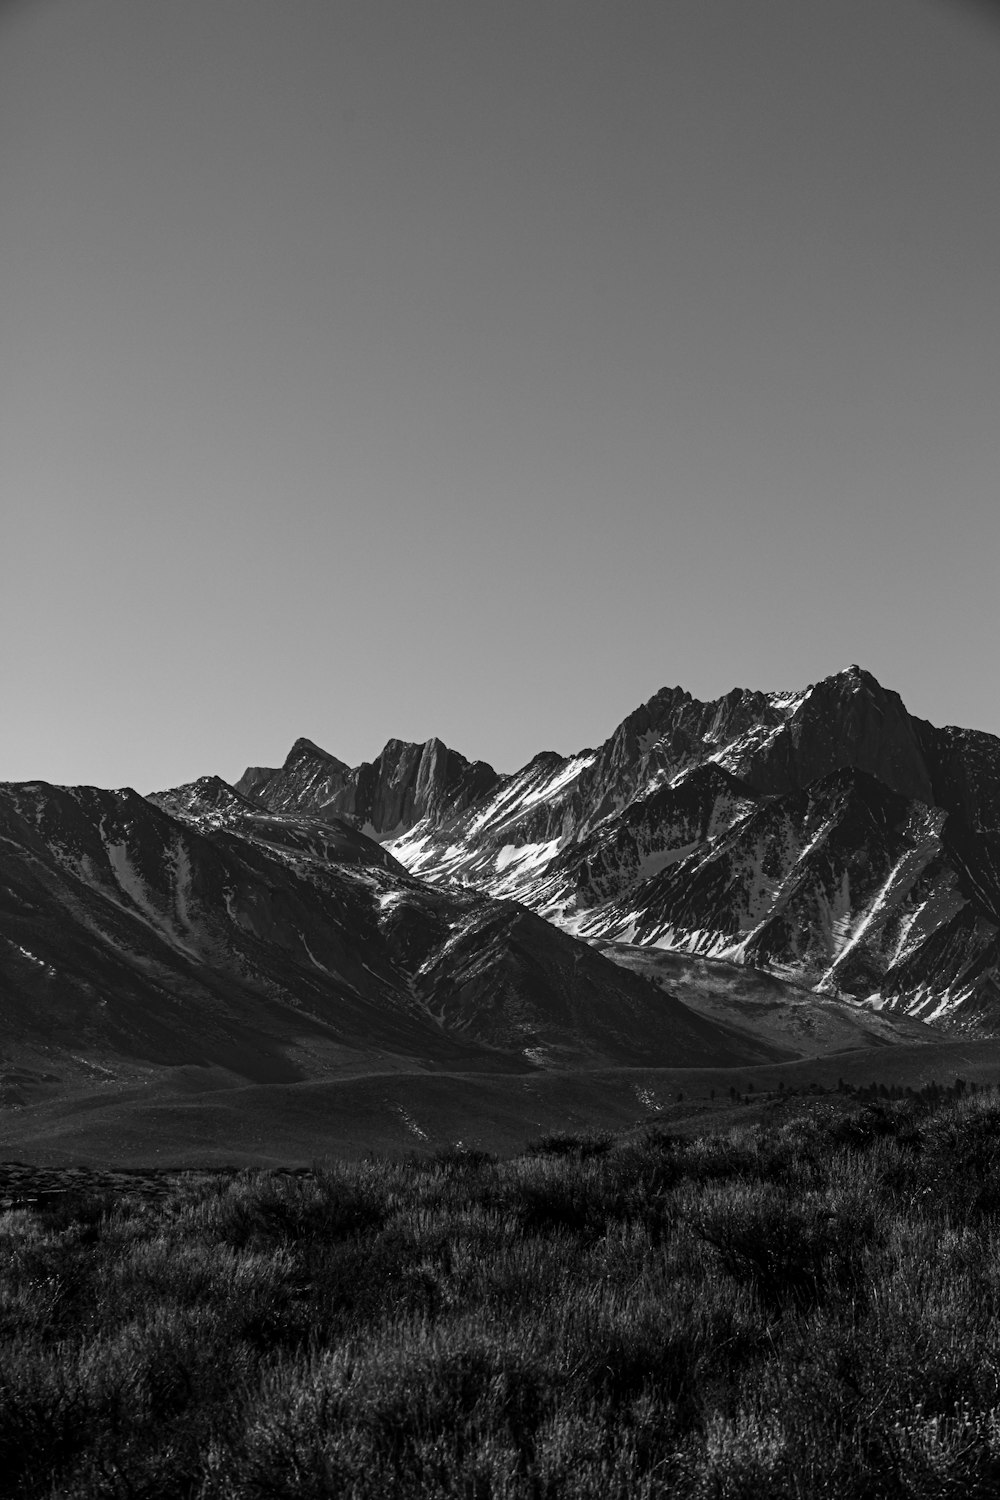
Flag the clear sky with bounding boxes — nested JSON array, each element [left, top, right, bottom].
[[2, 0, 999, 791]]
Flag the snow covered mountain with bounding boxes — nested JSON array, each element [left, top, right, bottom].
[[239, 667, 1000, 1028], [4, 664, 998, 1110]]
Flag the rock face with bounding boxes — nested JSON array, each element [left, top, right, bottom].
[[235, 736, 499, 836], [732, 667, 936, 804]]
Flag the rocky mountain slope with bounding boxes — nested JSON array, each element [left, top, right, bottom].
[[4, 664, 996, 1121], [240, 666, 1000, 1028], [1, 774, 787, 1100], [236, 736, 499, 840]]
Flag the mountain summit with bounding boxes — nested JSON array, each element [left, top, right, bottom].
[[244, 665, 998, 1029]]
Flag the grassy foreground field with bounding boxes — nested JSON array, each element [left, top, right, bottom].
[[4, 1090, 1000, 1497]]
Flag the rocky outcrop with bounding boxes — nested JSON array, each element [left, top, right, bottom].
[[148, 775, 261, 819], [235, 735, 499, 836], [733, 667, 935, 804], [234, 737, 351, 813], [916, 723, 1000, 837], [351, 737, 501, 833], [554, 763, 757, 905]]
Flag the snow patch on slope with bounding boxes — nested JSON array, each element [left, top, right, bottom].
[[495, 838, 562, 874], [101, 828, 203, 960]]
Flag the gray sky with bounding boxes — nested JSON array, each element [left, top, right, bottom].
[[3, 0, 999, 790]]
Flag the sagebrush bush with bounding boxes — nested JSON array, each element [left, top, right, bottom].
[[3, 1092, 1000, 1496]]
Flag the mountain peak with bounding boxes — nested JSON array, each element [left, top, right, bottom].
[[147, 775, 258, 818], [820, 664, 887, 695], [377, 735, 447, 762], [284, 736, 347, 770]]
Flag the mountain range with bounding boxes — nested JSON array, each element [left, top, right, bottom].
[[234, 665, 1000, 1027], [3, 665, 999, 1157]]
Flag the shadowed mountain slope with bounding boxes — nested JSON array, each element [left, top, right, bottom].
[[1, 774, 792, 1111]]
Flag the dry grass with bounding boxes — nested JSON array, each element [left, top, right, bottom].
[[2, 1091, 1000, 1496]]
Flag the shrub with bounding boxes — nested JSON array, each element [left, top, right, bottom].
[[690, 1181, 877, 1316], [2, 1092, 1000, 1496], [526, 1131, 612, 1159]]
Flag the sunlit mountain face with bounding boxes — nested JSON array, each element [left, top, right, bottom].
[[241, 665, 1000, 1030], [4, 666, 999, 1116]]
